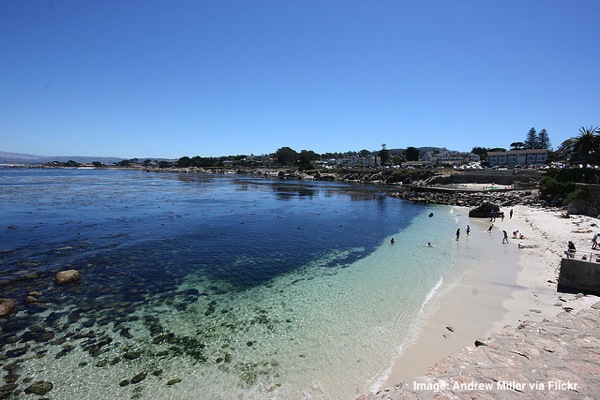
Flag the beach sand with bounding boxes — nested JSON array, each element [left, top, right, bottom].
[[377, 204, 600, 391]]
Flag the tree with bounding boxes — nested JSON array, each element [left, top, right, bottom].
[[379, 144, 390, 165], [558, 125, 600, 166], [275, 147, 298, 167], [538, 129, 551, 149], [524, 127, 538, 149], [404, 147, 420, 161], [510, 142, 525, 150], [471, 147, 488, 162], [298, 150, 319, 170], [176, 156, 192, 168], [392, 154, 405, 165]]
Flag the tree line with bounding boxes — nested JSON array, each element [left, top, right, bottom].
[[158, 124, 600, 170]]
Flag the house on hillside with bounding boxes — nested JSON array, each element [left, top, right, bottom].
[[421, 149, 480, 166], [487, 149, 548, 167]]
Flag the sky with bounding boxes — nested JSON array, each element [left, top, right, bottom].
[[1, 0, 599, 159]]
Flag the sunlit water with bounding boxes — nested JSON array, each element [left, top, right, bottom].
[[0, 168, 458, 399]]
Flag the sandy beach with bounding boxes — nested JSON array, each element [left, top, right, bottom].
[[372, 204, 600, 396]]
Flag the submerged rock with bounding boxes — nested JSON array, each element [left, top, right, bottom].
[[130, 372, 146, 384], [24, 381, 53, 395], [55, 270, 81, 284], [0, 299, 15, 316]]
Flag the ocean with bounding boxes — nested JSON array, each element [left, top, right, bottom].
[[0, 168, 460, 399]]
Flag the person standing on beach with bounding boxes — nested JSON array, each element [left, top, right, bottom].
[[488, 224, 493, 232], [592, 233, 598, 249], [466, 225, 471, 236], [456, 228, 460, 241], [502, 230, 509, 244], [510, 209, 514, 219]]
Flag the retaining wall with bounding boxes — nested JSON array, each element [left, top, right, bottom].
[[558, 256, 600, 295]]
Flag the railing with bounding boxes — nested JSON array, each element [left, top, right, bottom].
[[564, 250, 600, 263]]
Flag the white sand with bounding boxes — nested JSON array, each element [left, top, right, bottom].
[[380, 204, 600, 388]]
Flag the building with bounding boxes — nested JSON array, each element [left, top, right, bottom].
[[421, 148, 480, 166], [487, 149, 548, 167]]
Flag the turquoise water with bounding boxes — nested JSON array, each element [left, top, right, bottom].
[[0, 168, 458, 399]]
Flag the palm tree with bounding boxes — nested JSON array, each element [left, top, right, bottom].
[[558, 126, 600, 166]]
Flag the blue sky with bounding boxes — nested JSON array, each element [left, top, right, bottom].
[[2, 1, 599, 159]]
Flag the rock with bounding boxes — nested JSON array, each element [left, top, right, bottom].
[[29, 291, 42, 297], [130, 372, 146, 384], [167, 378, 182, 385], [124, 351, 141, 360], [118, 379, 130, 387], [0, 299, 15, 316], [55, 270, 81, 284], [468, 202, 501, 218], [25, 296, 39, 304], [24, 381, 53, 395]]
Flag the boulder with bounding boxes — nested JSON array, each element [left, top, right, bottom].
[[468, 202, 502, 218], [0, 299, 15, 316], [55, 270, 81, 284]]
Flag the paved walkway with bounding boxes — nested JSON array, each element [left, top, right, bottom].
[[359, 303, 600, 400]]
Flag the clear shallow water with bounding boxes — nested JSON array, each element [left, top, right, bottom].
[[0, 168, 458, 399]]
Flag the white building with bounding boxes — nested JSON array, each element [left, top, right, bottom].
[[487, 149, 548, 167]]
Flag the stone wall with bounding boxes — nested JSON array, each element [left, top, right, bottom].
[[558, 257, 600, 296], [581, 183, 600, 218], [428, 170, 543, 186]]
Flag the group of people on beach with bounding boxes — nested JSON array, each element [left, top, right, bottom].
[[393, 208, 524, 247], [455, 208, 522, 247]]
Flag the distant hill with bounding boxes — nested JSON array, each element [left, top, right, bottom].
[[0, 151, 126, 165]]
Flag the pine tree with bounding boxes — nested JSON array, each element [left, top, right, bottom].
[[524, 127, 538, 149], [537, 129, 551, 149]]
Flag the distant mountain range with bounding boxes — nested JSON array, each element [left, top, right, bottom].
[[0, 151, 127, 165]]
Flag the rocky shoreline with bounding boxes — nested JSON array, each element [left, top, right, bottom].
[[389, 187, 541, 209]]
